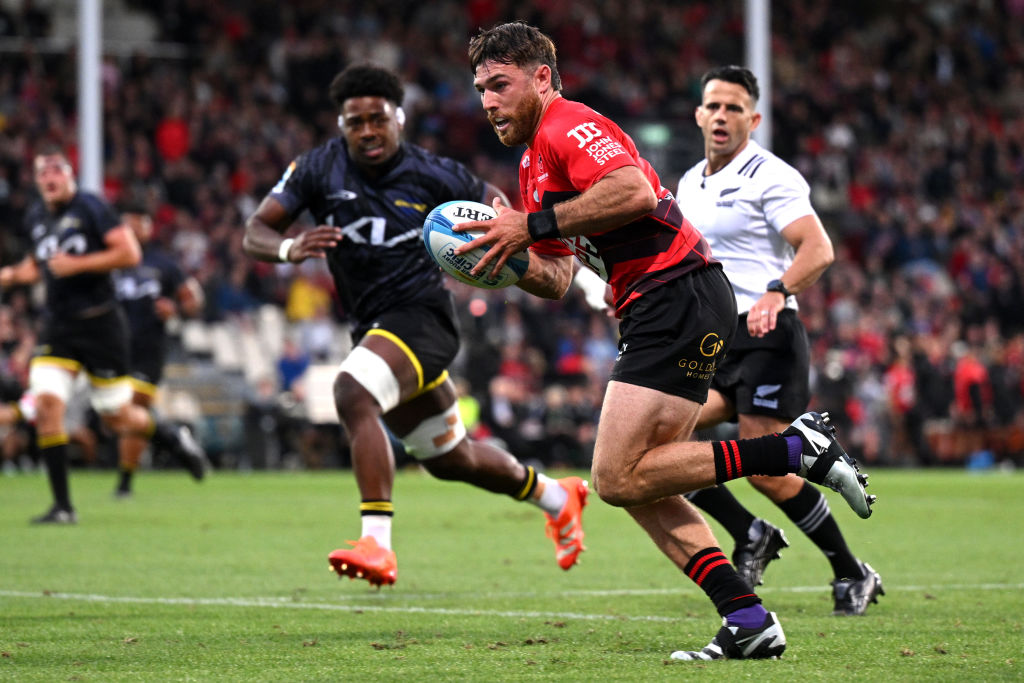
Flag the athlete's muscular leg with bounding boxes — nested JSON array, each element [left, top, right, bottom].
[[117, 391, 152, 472], [591, 380, 716, 507], [385, 379, 526, 495], [627, 495, 721, 571], [33, 393, 67, 438], [590, 381, 726, 567], [738, 413, 804, 503], [334, 335, 420, 501], [100, 400, 155, 435]]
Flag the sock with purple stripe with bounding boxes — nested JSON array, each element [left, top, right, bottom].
[[726, 603, 770, 629], [785, 436, 803, 472]]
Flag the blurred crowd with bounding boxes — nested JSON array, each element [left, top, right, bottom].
[[2, 0, 1023, 469]]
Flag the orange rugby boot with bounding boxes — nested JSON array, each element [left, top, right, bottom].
[[328, 536, 397, 587], [544, 476, 589, 570]]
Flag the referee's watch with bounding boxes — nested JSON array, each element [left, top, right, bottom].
[[766, 279, 792, 297]]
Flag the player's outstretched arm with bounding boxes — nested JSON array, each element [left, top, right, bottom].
[[243, 196, 341, 264], [0, 256, 41, 288]]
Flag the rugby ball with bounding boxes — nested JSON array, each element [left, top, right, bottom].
[[422, 200, 530, 289]]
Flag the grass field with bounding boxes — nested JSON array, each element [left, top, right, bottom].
[[1, 466, 1022, 681]]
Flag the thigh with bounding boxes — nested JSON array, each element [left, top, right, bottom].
[[359, 301, 459, 397], [593, 380, 701, 469], [339, 302, 460, 413]]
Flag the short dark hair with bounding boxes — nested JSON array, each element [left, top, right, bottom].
[[701, 65, 759, 104], [468, 21, 561, 91], [34, 142, 70, 162], [328, 63, 404, 109]]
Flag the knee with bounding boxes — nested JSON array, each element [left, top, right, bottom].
[[591, 459, 638, 508], [333, 374, 378, 425], [421, 442, 472, 481], [33, 394, 65, 432], [98, 403, 131, 433]]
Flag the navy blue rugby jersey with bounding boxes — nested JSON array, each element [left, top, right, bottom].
[[114, 245, 186, 339], [21, 191, 120, 319], [269, 139, 487, 323]]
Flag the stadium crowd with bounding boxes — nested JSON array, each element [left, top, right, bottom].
[[1, 0, 1023, 470]]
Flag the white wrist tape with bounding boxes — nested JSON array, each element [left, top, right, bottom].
[[278, 238, 295, 262]]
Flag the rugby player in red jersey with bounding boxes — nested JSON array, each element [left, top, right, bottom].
[[460, 21, 875, 661]]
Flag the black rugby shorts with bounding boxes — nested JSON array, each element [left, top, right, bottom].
[[610, 264, 737, 403], [353, 296, 460, 390], [37, 306, 131, 380]]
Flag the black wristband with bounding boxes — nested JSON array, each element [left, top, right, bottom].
[[766, 278, 792, 297], [527, 209, 560, 242]]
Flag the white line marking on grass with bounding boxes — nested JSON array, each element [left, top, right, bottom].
[[0, 590, 682, 623], [298, 582, 1024, 600], [3, 582, 1023, 622]]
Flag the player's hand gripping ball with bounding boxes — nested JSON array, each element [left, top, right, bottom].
[[422, 200, 530, 289]]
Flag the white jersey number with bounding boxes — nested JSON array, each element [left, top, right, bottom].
[[563, 235, 608, 280]]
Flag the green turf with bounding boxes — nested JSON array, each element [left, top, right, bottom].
[[1, 467, 1021, 681]]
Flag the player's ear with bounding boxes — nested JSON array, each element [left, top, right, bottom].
[[337, 115, 344, 130], [534, 63, 552, 92], [395, 106, 406, 127], [750, 110, 762, 132]]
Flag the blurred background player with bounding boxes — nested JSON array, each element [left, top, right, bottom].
[[0, 147, 206, 523], [677, 65, 883, 616], [112, 202, 207, 497], [464, 21, 872, 661], [242, 63, 587, 586]]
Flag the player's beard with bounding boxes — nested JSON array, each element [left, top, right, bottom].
[[494, 88, 543, 147]]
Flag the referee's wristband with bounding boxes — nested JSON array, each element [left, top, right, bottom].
[[527, 209, 560, 242], [278, 238, 295, 262]]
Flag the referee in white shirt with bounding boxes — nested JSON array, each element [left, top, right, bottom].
[[677, 65, 883, 616]]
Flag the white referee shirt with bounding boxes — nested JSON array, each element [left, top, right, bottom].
[[676, 139, 816, 315]]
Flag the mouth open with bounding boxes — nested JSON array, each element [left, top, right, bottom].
[[361, 143, 385, 159]]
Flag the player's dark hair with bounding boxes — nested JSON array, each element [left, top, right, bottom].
[[701, 65, 760, 104], [468, 21, 562, 91], [34, 142, 70, 162], [328, 63, 404, 108]]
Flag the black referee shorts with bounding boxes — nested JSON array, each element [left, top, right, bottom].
[[710, 308, 811, 420]]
